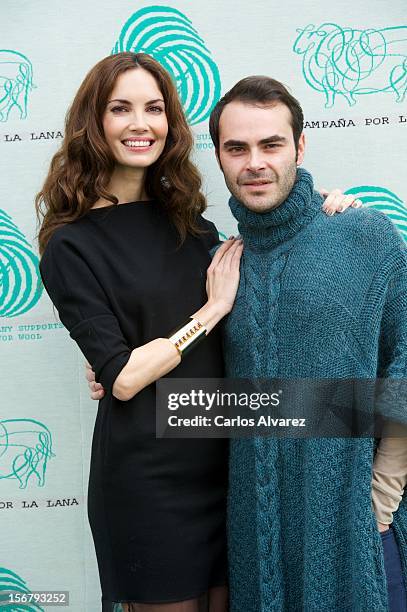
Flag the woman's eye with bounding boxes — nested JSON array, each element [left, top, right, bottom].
[[147, 106, 164, 113], [111, 106, 128, 113]]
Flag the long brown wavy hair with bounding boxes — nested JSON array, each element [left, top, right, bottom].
[[35, 52, 207, 255]]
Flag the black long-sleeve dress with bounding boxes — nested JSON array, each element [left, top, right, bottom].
[[39, 201, 228, 609]]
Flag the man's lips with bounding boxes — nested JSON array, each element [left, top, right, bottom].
[[241, 180, 274, 188]]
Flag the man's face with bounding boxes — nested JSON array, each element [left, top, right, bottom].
[[217, 101, 305, 212]]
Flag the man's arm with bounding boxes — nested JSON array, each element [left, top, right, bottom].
[[373, 226, 407, 530], [372, 430, 407, 531], [86, 361, 105, 400]]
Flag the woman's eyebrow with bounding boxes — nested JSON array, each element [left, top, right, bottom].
[[106, 98, 165, 105], [107, 98, 131, 104]]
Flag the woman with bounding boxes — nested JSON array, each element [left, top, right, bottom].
[[36, 52, 353, 611], [36, 52, 242, 612]]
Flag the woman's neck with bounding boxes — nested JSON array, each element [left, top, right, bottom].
[[92, 165, 149, 209]]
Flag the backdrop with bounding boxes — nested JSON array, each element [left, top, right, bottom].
[[1, 1, 406, 610]]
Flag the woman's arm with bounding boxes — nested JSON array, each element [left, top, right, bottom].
[[94, 237, 243, 401], [42, 231, 240, 402], [320, 189, 361, 215]]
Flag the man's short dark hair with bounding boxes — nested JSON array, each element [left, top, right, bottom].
[[209, 76, 304, 155]]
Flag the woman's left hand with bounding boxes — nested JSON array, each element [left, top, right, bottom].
[[319, 188, 362, 215]]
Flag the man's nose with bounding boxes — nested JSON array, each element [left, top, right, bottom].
[[246, 151, 267, 172]]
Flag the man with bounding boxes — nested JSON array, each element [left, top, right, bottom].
[[208, 76, 407, 612], [87, 77, 407, 611]]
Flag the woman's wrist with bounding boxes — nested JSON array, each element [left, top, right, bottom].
[[167, 319, 206, 357], [193, 299, 230, 333]]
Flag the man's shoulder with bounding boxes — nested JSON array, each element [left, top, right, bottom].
[[325, 206, 405, 255], [334, 205, 395, 230]]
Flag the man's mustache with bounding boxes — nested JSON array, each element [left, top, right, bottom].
[[238, 173, 277, 185]]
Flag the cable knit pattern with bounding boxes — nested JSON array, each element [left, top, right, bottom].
[[224, 168, 407, 611]]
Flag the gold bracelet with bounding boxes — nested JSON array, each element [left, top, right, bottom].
[[168, 318, 207, 357]]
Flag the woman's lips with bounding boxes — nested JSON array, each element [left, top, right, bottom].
[[122, 139, 155, 153]]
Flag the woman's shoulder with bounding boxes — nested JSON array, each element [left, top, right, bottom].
[[41, 217, 93, 263], [195, 214, 221, 251]]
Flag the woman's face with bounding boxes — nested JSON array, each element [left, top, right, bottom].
[[103, 67, 169, 171]]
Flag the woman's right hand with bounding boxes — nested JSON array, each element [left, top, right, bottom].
[[206, 238, 243, 316]]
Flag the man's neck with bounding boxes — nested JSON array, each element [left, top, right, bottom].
[[228, 168, 321, 250]]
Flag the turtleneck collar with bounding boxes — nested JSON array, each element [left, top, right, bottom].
[[228, 167, 323, 251]]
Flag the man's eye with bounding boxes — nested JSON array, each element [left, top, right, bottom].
[[265, 144, 278, 149], [229, 147, 244, 153]]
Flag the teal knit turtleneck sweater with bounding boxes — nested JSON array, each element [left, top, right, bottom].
[[224, 168, 407, 611]]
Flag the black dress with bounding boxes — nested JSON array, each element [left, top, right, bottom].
[[39, 201, 228, 608]]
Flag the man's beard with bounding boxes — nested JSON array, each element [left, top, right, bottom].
[[226, 161, 298, 212]]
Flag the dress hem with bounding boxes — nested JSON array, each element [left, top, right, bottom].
[[102, 581, 228, 606]]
